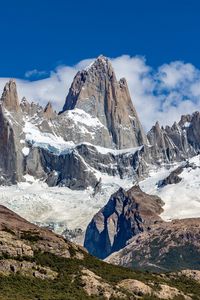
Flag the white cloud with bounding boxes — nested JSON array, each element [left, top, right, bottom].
[[158, 61, 197, 88], [0, 55, 200, 131], [111, 57, 200, 129], [25, 69, 48, 79]]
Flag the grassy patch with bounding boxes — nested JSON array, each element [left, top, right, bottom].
[[20, 232, 41, 243]]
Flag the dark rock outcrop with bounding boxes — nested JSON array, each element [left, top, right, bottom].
[[25, 143, 148, 190], [157, 161, 198, 187], [157, 166, 184, 187], [84, 185, 164, 259]]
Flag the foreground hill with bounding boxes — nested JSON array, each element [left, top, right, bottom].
[[0, 205, 200, 299], [106, 218, 200, 273]]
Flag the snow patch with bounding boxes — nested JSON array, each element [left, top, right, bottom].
[[22, 147, 30, 156], [184, 121, 191, 128], [23, 120, 75, 155], [65, 108, 106, 129], [90, 144, 143, 156]]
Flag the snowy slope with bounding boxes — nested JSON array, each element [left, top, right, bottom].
[[0, 174, 134, 243], [140, 155, 200, 221], [0, 146, 199, 244], [23, 119, 75, 155], [23, 113, 141, 157]]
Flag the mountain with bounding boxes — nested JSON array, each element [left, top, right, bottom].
[[0, 204, 199, 300], [1, 57, 200, 191], [0, 57, 150, 190], [61, 55, 147, 149], [147, 112, 200, 163], [84, 185, 164, 259]]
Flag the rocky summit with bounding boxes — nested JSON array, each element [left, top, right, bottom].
[[84, 185, 164, 259], [61, 55, 147, 149], [1, 80, 20, 112]]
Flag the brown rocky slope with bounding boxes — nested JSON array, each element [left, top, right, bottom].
[[106, 218, 200, 273], [0, 204, 200, 299]]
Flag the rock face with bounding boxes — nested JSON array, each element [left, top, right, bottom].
[[1, 80, 20, 112], [43, 101, 56, 120], [147, 113, 200, 163], [0, 83, 25, 184], [106, 218, 200, 272], [84, 185, 164, 259], [61, 55, 147, 149], [157, 165, 184, 187], [0, 105, 17, 184]]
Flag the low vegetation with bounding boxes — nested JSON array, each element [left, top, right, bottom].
[[0, 249, 200, 299]]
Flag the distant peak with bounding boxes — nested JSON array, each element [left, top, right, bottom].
[[84, 55, 111, 72], [4, 79, 17, 91], [1, 79, 20, 112], [95, 55, 110, 67], [44, 101, 56, 119], [96, 54, 109, 62], [155, 121, 160, 128], [21, 97, 29, 105], [44, 101, 52, 111]]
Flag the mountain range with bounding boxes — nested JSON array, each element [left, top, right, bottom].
[[0, 55, 200, 299], [1, 55, 200, 189]]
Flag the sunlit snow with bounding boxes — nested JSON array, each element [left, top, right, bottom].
[[0, 173, 134, 243], [140, 155, 200, 221], [23, 120, 75, 155]]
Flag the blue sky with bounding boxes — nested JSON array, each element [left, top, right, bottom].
[[0, 0, 200, 78], [0, 0, 200, 130]]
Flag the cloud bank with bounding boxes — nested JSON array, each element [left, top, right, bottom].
[[0, 55, 200, 131]]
